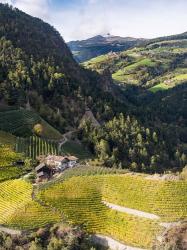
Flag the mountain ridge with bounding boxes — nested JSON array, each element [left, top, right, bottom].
[[68, 34, 145, 62]]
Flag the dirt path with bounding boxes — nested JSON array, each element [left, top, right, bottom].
[[0, 225, 21, 235], [58, 136, 68, 151], [58, 130, 76, 152], [92, 234, 145, 250], [103, 201, 160, 220]]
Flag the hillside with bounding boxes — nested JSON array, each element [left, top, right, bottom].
[[37, 172, 187, 249], [68, 34, 145, 62], [83, 37, 187, 92], [0, 4, 123, 132], [0, 2, 187, 250], [0, 4, 186, 173], [0, 163, 186, 249], [0, 108, 62, 138]]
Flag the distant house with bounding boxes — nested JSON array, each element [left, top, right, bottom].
[[67, 156, 78, 168], [35, 162, 53, 181], [35, 155, 78, 182], [45, 155, 78, 170]]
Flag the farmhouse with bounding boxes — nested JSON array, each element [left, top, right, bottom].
[[35, 155, 78, 182], [45, 155, 78, 169], [35, 162, 53, 181]]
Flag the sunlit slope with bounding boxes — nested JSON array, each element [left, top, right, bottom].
[[0, 180, 61, 229], [38, 176, 162, 248], [83, 39, 187, 92], [0, 109, 62, 139], [38, 174, 187, 248]]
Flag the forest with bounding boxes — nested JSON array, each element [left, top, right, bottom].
[[79, 113, 187, 173], [0, 3, 186, 174]]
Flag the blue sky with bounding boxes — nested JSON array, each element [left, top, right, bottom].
[[1, 0, 187, 41]]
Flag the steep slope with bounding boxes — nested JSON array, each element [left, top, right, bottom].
[[83, 33, 187, 91], [68, 34, 145, 62], [0, 4, 124, 132]]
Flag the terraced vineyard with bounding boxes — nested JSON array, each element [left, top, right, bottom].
[[0, 109, 62, 139], [37, 176, 162, 248], [37, 173, 187, 248], [0, 180, 61, 229], [0, 131, 16, 146], [0, 144, 27, 182], [102, 175, 187, 222], [16, 136, 60, 159], [0, 145, 22, 167], [0, 166, 26, 182]]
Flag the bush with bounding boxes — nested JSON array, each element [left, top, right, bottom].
[[33, 124, 43, 137], [153, 221, 187, 250]]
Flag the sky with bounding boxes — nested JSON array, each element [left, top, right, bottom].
[[1, 0, 187, 42]]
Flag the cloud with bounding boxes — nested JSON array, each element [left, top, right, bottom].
[[51, 0, 187, 41], [0, 0, 50, 20], [0, 0, 187, 42], [1, 0, 12, 3]]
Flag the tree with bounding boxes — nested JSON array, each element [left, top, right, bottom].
[[153, 132, 158, 143], [33, 124, 43, 136], [131, 162, 138, 171], [96, 139, 110, 160]]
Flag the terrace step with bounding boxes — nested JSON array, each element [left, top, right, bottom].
[[103, 201, 160, 220], [92, 234, 146, 250]]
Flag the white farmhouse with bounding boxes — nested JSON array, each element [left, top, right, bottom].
[[45, 155, 78, 170]]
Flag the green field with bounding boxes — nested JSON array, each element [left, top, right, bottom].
[[149, 72, 187, 93], [173, 73, 187, 81], [149, 83, 169, 93], [84, 54, 108, 65], [0, 109, 62, 139], [123, 58, 156, 71], [0, 166, 26, 182], [83, 39, 187, 90]]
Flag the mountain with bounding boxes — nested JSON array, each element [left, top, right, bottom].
[[83, 32, 187, 92], [80, 32, 187, 172], [0, 4, 186, 173], [68, 34, 145, 62], [0, 4, 123, 133]]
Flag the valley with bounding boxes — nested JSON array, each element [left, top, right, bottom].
[[83, 37, 187, 92], [68, 34, 145, 63], [0, 3, 186, 250]]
